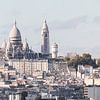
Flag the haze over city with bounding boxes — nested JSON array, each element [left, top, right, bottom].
[[0, 0, 100, 57]]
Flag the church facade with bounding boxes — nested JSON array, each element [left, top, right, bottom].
[[1, 20, 50, 60]]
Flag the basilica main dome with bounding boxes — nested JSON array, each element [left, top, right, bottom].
[[9, 22, 22, 45]]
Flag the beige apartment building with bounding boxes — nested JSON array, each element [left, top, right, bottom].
[[8, 59, 49, 77]]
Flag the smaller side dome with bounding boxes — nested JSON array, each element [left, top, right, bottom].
[[23, 39, 29, 51], [1, 40, 7, 49], [6, 41, 12, 51]]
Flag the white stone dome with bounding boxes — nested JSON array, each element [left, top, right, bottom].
[[9, 22, 21, 43]]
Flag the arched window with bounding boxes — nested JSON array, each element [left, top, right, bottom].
[[45, 34, 47, 37]]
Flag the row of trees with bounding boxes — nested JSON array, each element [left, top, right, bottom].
[[65, 53, 98, 70]]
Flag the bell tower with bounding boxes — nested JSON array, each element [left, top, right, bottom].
[[41, 20, 50, 54]]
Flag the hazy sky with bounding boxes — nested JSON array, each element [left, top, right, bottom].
[[0, 0, 100, 57]]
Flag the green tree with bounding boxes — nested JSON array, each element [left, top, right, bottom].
[[96, 58, 100, 67], [65, 53, 97, 68], [82, 53, 91, 60]]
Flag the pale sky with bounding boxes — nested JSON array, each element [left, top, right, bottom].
[[0, 0, 100, 57]]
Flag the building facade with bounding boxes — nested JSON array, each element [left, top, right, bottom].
[[8, 59, 49, 78], [1, 20, 51, 60]]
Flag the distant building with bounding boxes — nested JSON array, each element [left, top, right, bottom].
[[78, 65, 93, 77], [9, 92, 21, 100], [52, 43, 58, 59], [67, 52, 77, 59]]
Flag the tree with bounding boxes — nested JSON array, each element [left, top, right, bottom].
[[81, 53, 96, 67], [96, 58, 100, 67], [65, 53, 97, 69], [82, 53, 91, 60], [64, 57, 70, 62]]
